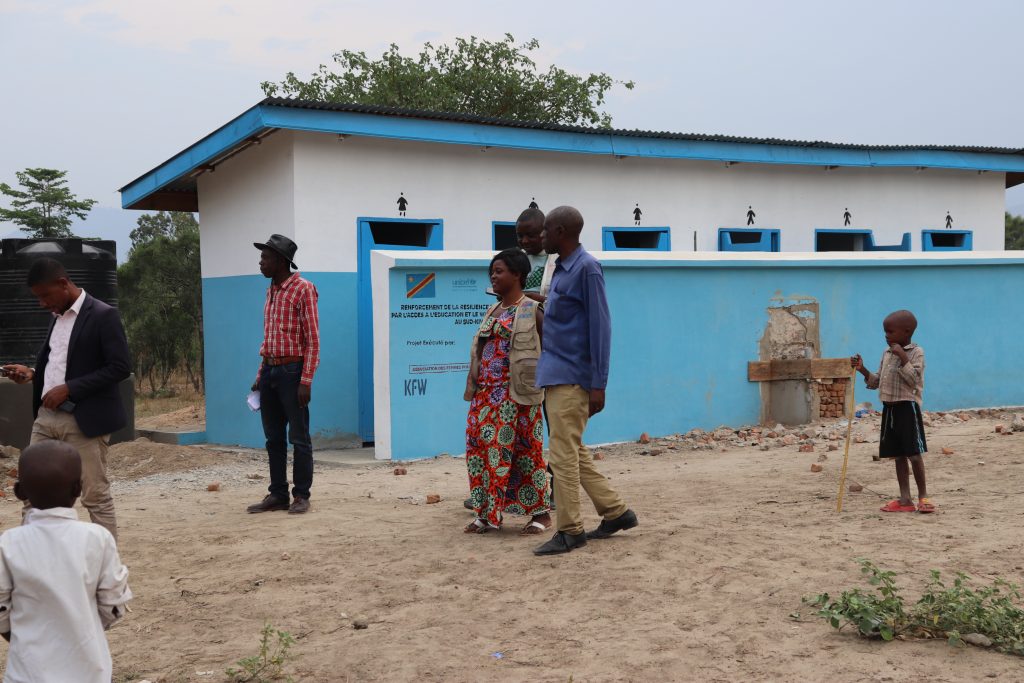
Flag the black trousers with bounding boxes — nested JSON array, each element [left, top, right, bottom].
[[259, 362, 314, 499]]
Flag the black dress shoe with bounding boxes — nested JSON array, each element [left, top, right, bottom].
[[289, 497, 310, 514], [533, 530, 587, 556], [586, 509, 639, 540], [246, 494, 289, 514]]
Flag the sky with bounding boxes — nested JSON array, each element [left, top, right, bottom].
[[2, 0, 1024, 257]]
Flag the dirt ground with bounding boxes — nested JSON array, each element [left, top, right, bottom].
[[1, 412, 1024, 682], [135, 404, 205, 431]]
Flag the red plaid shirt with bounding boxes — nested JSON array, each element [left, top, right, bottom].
[[256, 273, 320, 386]]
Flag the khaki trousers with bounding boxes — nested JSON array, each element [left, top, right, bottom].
[[546, 385, 628, 535], [29, 408, 117, 539]]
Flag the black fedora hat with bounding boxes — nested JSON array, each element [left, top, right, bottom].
[[253, 234, 298, 269]]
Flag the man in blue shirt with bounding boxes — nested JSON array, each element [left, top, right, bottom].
[[533, 206, 638, 556]]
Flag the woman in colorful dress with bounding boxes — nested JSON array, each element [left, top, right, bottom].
[[463, 249, 551, 535]]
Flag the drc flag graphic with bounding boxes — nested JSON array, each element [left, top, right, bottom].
[[406, 273, 436, 299]]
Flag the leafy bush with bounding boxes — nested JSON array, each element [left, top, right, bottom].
[[803, 558, 1024, 656]]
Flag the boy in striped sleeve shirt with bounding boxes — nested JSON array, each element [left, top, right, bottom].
[[247, 235, 321, 515]]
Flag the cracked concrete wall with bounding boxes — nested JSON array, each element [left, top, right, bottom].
[[759, 295, 820, 425]]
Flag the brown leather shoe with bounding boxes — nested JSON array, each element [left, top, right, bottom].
[[246, 495, 289, 513], [288, 497, 310, 514]]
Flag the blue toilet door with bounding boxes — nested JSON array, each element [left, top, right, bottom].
[[356, 218, 444, 443]]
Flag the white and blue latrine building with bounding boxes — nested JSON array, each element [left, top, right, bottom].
[[120, 99, 1024, 459]]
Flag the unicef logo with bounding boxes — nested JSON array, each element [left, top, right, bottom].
[[451, 277, 479, 290]]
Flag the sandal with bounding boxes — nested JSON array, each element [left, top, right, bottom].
[[520, 519, 549, 536], [917, 498, 936, 514], [880, 500, 917, 513], [464, 519, 496, 534]]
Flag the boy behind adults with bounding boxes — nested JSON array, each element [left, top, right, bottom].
[[1, 257, 131, 539], [0, 442, 132, 683], [533, 206, 638, 556], [515, 207, 557, 304]]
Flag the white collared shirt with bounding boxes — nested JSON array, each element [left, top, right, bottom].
[[0, 507, 132, 683], [41, 289, 87, 397]]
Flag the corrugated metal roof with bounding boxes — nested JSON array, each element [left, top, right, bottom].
[[260, 97, 1024, 155], [120, 97, 1024, 210]]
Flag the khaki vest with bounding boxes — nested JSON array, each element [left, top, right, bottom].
[[464, 299, 544, 405]]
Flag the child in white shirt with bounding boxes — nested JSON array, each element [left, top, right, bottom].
[[0, 441, 132, 683]]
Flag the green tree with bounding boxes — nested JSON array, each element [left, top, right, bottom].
[[1007, 212, 1024, 250], [0, 168, 96, 238], [118, 211, 204, 394], [261, 34, 634, 128]]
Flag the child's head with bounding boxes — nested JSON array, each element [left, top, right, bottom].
[[15, 442, 82, 510], [489, 248, 530, 296], [883, 309, 918, 347]]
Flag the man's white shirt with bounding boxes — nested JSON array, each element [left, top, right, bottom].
[[41, 289, 87, 397]]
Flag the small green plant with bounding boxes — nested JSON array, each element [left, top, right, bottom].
[[916, 570, 1024, 654], [226, 623, 297, 682], [803, 558, 1024, 656], [805, 558, 906, 641]]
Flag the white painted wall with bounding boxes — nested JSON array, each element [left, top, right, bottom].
[[201, 130, 1007, 276], [197, 130, 295, 279]]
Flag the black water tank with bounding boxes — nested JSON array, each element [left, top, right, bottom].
[[0, 239, 118, 366]]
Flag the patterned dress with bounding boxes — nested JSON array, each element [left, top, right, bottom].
[[465, 306, 550, 527]]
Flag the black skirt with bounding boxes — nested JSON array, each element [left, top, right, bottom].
[[879, 401, 928, 457]]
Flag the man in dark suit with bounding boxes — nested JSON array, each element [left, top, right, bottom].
[[2, 258, 131, 539]]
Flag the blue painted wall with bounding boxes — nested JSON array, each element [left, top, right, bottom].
[[383, 256, 1024, 460], [202, 272, 359, 448]]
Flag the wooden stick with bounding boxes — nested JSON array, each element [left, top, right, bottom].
[[836, 370, 857, 513]]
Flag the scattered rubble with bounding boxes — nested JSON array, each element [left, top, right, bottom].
[[206, 482, 221, 492], [610, 408, 1020, 460], [426, 494, 441, 504], [810, 464, 823, 473], [394, 467, 408, 476]]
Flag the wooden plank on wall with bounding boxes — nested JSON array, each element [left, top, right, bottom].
[[810, 358, 854, 379], [767, 359, 813, 380], [748, 361, 771, 382], [748, 358, 856, 382]]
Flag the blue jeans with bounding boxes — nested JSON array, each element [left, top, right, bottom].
[[259, 362, 313, 500]]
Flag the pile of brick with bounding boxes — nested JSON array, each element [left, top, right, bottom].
[[817, 378, 849, 419]]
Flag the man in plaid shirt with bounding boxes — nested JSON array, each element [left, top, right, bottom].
[[247, 235, 320, 515]]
